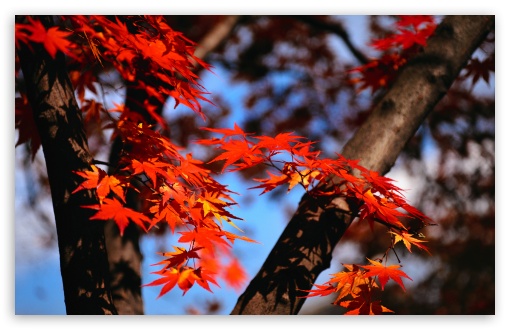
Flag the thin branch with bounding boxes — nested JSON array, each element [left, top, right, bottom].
[[292, 15, 370, 64]]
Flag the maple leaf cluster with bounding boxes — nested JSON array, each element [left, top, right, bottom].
[[196, 123, 435, 314], [197, 123, 434, 230], [67, 15, 212, 123], [302, 259, 412, 315], [15, 15, 250, 297], [72, 117, 255, 296], [349, 15, 437, 93], [15, 15, 212, 157]]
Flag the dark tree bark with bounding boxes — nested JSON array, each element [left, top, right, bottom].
[[16, 15, 117, 315], [231, 15, 495, 315]]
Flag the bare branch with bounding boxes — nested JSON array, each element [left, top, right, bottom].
[[292, 15, 370, 64]]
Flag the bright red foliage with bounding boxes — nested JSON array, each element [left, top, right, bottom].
[[15, 15, 440, 314], [349, 15, 437, 93]]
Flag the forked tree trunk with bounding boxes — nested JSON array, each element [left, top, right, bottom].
[[16, 15, 117, 315], [231, 15, 495, 315]]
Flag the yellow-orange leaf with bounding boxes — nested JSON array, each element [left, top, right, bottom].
[[327, 264, 368, 302], [390, 230, 430, 254], [288, 169, 320, 191]]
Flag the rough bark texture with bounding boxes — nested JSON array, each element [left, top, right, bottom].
[[103, 15, 242, 314], [16, 15, 117, 315], [231, 15, 495, 315], [103, 220, 144, 315]]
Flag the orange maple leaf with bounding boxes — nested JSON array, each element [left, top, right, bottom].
[[198, 191, 237, 222], [328, 264, 368, 302], [361, 258, 412, 292], [358, 189, 406, 230], [224, 231, 259, 245]]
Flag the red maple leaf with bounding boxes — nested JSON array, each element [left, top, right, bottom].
[[15, 97, 41, 159], [349, 15, 436, 94], [396, 15, 435, 30], [178, 228, 231, 254], [144, 267, 181, 298], [208, 139, 261, 173], [83, 198, 150, 236], [201, 122, 249, 139], [254, 132, 304, 152], [361, 258, 412, 292], [81, 99, 104, 124], [17, 17, 76, 59], [73, 165, 125, 203], [251, 171, 290, 195], [461, 56, 495, 86], [148, 201, 184, 233], [128, 158, 173, 188]]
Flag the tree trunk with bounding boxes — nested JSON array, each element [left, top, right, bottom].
[[231, 15, 495, 315], [16, 15, 117, 314], [103, 77, 162, 315]]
